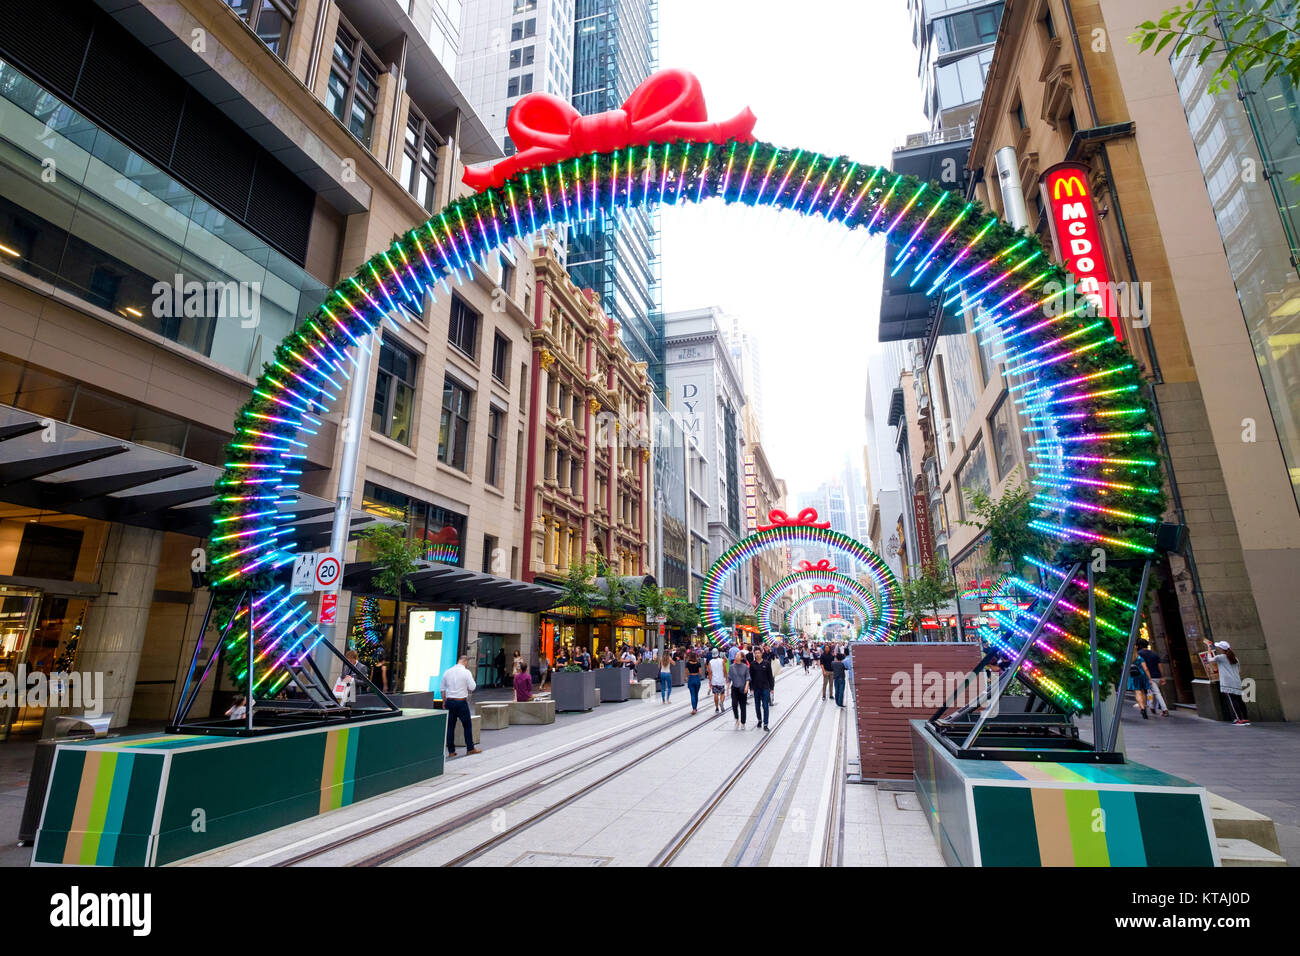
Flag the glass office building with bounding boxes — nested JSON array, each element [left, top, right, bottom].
[[1173, 15, 1300, 512], [568, 0, 662, 388]]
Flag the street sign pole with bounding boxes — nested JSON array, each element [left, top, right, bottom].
[[317, 331, 373, 671]]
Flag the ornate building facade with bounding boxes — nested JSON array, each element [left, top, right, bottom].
[[522, 239, 653, 583]]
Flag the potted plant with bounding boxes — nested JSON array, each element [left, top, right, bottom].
[[551, 661, 598, 711]]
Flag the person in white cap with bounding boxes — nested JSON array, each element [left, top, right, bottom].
[[1203, 639, 1249, 725]]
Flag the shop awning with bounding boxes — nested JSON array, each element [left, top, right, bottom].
[[342, 561, 564, 613], [0, 404, 385, 547]]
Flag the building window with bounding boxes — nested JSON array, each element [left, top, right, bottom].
[[496, 252, 515, 295], [509, 45, 535, 69], [439, 377, 473, 470], [510, 18, 537, 41], [956, 436, 991, 519], [989, 392, 1019, 480], [512, 0, 537, 12], [448, 294, 480, 359], [486, 406, 504, 486], [1014, 99, 1027, 131], [491, 333, 510, 384], [503, 136, 516, 156], [401, 107, 442, 211], [483, 534, 499, 574], [326, 21, 382, 148], [506, 74, 534, 97], [226, 0, 296, 59], [371, 339, 416, 445], [1042, 7, 1057, 40]]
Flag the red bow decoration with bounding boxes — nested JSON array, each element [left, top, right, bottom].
[[812, 585, 838, 594], [798, 559, 837, 573], [758, 508, 831, 532], [462, 68, 757, 191]]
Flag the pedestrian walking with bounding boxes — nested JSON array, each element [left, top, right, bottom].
[[1127, 647, 1152, 719], [1136, 639, 1169, 716], [442, 654, 481, 758], [1203, 639, 1249, 725], [658, 651, 673, 704], [832, 652, 847, 707], [685, 650, 704, 714], [537, 653, 551, 690], [494, 647, 506, 688], [801, 646, 812, 673], [707, 651, 728, 713], [819, 645, 835, 700], [750, 647, 774, 731], [729, 653, 751, 728]]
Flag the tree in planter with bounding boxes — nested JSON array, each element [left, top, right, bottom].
[[557, 560, 598, 657], [356, 523, 427, 689], [959, 468, 1051, 580], [663, 589, 700, 642], [901, 557, 957, 641], [594, 557, 628, 618]]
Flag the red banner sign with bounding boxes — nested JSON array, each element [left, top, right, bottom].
[[912, 493, 934, 573], [1039, 161, 1123, 342]]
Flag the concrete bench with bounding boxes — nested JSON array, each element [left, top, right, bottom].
[[451, 713, 481, 747], [508, 699, 556, 725], [629, 679, 655, 700], [478, 703, 511, 730]]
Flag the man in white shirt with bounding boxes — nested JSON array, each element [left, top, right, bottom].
[[442, 654, 480, 758], [707, 652, 728, 714]]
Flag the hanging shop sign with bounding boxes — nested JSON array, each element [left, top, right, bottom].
[[1039, 162, 1123, 342], [912, 493, 935, 573]]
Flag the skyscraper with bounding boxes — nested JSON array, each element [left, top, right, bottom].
[[568, 0, 662, 384], [722, 313, 764, 438], [458, 0, 575, 155], [458, 0, 662, 387]]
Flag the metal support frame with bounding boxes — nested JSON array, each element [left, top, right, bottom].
[[167, 589, 401, 736], [1104, 558, 1153, 753], [958, 561, 1081, 750]]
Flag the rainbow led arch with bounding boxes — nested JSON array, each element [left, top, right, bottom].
[[208, 69, 1163, 713], [781, 591, 876, 636], [700, 517, 902, 647], [755, 570, 884, 642]]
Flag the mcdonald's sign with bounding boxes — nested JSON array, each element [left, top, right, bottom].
[[1039, 162, 1124, 341]]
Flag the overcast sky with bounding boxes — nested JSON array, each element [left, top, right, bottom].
[[657, 0, 927, 503]]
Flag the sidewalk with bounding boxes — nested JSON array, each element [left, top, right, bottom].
[[1104, 705, 1300, 865]]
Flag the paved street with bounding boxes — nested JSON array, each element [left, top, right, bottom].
[[176, 665, 943, 867]]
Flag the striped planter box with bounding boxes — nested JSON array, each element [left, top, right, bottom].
[[912, 721, 1218, 867], [32, 710, 445, 866]]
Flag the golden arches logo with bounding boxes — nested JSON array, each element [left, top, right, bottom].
[[1052, 174, 1088, 200]]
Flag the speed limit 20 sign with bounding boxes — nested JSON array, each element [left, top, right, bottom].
[[314, 554, 342, 590]]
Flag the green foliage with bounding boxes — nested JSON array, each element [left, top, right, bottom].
[[559, 560, 597, 619], [959, 467, 1051, 577], [632, 582, 666, 617], [1131, 1, 1300, 94], [663, 588, 700, 631], [357, 523, 425, 599], [594, 557, 628, 615], [901, 557, 957, 638]]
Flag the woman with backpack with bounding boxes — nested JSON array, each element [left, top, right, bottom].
[[1127, 648, 1153, 719]]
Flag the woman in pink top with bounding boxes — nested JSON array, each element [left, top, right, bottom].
[[513, 660, 534, 702]]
